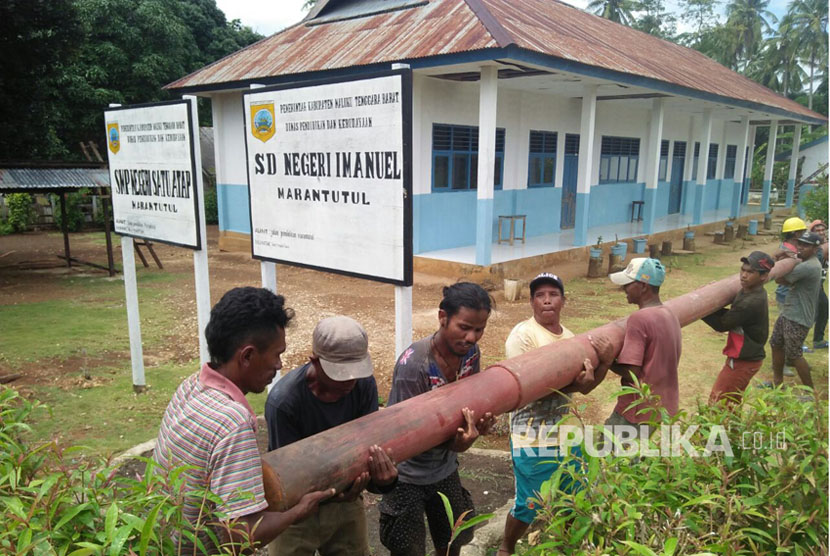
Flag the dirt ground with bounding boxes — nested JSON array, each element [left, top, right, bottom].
[[1, 221, 821, 553], [0, 226, 626, 425]]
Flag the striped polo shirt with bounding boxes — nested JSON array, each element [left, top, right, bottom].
[[154, 363, 268, 530]]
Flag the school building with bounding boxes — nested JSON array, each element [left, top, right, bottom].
[[167, 0, 826, 268]]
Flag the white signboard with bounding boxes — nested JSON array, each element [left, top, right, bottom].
[[104, 100, 201, 249], [243, 70, 412, 285]]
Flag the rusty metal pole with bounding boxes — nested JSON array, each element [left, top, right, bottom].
[[263, 255, 805, 510]]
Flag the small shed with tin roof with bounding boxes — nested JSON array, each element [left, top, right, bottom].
[[166, 0, 826, 268], [0, 163, 116, 274]]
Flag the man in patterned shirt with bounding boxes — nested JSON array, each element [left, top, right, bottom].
[[154, 287, 333, 553], [379, 282, 496, 556]]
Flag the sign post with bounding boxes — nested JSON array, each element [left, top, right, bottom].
[[243, 70, 413, 354], [184, 95, 212, 363], [104, 99, 207, 390]]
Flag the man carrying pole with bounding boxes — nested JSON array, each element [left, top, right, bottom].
[[153, 287, 333, 553], [265, 315, 397, 556], [703, 251, 774, 405], [379, 282, 496, 556], [771, 232, 824, 388], [497, 273, 606, 555], [605, 258, 682, 434]]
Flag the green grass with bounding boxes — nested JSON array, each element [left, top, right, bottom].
[[0, 272, 181, 365], [26, 361, 194, 455], [5, 235, 828, 458]]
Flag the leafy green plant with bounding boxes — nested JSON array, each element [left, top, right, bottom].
[[204, 186, 219, 225], [528, 384, 829, 555], [802, 174, 828, 223], [51, 191, 87, 232], [0, 387, 259, 555], [437, 491, 494, 545], [6, 193, 35, 232]]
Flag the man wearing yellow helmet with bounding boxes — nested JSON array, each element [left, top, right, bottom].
[[774, 217, 808, 306]]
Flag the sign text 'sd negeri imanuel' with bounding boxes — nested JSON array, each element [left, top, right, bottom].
[[244, 73, 409, 284], [104, 101, 200, 249]]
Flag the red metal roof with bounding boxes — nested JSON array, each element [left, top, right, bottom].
[[483, 0, 822, 121], [167, 1, 495, 88], [167, 0, 825, 123]]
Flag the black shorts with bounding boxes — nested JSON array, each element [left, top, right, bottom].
[[379, 470, 475, 556], [770, 315, 810, 364]]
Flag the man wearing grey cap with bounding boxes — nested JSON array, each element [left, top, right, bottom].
[[702, 251, 774, 405], [265, 315, 397, 556], [770, 231, 824, 388]]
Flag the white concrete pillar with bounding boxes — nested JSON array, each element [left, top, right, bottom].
[[574, 84, 598, 246], [643, 98, 664, 234], [693, 109, 713, 224], [731, 116, 750, 217], [744, 125, 757, 206], [717, 124, 728, 179], [762, 121, 778, 212], [682, 117, 696, 215], [786, 124, 801, 207], [475, 66, 498, 266]]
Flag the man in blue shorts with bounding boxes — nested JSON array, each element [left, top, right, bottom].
[[498, 273, 605, 555]]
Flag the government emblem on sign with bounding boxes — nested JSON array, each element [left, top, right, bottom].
[[107, 123, 120, 154], [250, 102, 276, 143]]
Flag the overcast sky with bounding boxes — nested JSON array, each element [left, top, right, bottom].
[[214, 0, 791, 38]]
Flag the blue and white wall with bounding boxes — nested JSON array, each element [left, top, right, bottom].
[[212, 92, 251, 236], [209, 73, 756, 256]]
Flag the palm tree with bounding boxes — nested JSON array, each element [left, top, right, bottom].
[[746, 15, 806, 97], [676, 0, 719, 48], [788, 0, 829, 111], [587, 0, 638, 26], [723, 0, 777, 72]]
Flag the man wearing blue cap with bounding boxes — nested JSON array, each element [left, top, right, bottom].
[[605, 258, 682, 432]]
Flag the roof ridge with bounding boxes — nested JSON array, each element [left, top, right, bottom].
[[463, 0, 514, 48], [165, 21, 304, 90]]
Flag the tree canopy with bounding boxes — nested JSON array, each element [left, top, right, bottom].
[[0, 0, 262, 161], [1, 0, 825, 162]]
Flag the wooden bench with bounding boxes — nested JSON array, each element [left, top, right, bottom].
[[498, 215, 527, 245], [630, 200, 644, 222]]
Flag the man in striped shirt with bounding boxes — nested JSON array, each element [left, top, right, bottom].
[[154, 287, 333, 553]]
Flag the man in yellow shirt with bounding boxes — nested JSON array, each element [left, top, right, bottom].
[[498, 273, 590, 555]]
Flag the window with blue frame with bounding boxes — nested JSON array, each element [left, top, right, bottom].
[[692, 142, 700, 180], [528, 130, 557, 187], [724, 144, 737, 178], [599, 136, 640, 184], [432, 124, 505, 191], [658, 140, 669, 181], [707, 143, 719, 179]]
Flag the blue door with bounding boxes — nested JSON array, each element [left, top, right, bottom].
[[668, 141, 685, 214], [560, 134, 580, 229]]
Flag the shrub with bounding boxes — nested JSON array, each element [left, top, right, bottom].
[[0, 387, 258, 555], [204, 186, 219, 225], [6, 193, 35, 232], [802, 175, 828, 224], [51, 191, 86, 232], [530, 384, 828, 555]]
